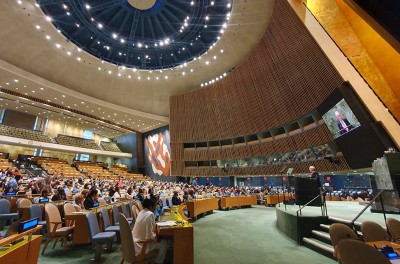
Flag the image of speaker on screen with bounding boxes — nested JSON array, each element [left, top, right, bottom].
[[322, 99, 361, 138], [335, 111, 354, 135]]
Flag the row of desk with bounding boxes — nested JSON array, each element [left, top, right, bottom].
[[158, 205, 193, 264], [2, 196, 257, 264], [0, 226, 43, 264], [186, 196, 258, 218]]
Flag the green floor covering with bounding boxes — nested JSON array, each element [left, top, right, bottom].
[[34, 205, 335, 264]]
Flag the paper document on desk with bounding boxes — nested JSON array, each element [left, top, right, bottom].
[[391, 259, 400, 264], [156, 221, 177, 227]]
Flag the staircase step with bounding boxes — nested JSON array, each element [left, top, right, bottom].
[[303, 237, 335, 259], [311, 230, 331, 244], [328, 216, 362, 227], [320, 224, 330, 231]]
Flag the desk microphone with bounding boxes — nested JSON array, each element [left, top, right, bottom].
[[170, 206, 185, 225]]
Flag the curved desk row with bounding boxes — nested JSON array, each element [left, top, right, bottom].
[[220, 196, 257, 209], [185, 196, 258, 218], [185, 198, 219, 219]]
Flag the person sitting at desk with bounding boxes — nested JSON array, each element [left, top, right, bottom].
[[4, 174, 18, 194], [33, 190, 49, 203], [136, 188, 145, 202], [187, 189, 195, 201], [51, 187, 67, 201], [112, 186, 121, 202], [132, 199, 168, 264], [73, 194, 85, 211], [172, 191, 182, 205], [182, 190, 189, 202], [84, 189, 99, 210]]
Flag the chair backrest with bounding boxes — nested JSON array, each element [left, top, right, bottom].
[[135, 201, 143, 211], [161, 196, 168, 208], [329, 223, 359, 258], [29, 204, 43, 221], [361, 221, 389, 242], [45, 203, 62, 235], [119, 213, 136, 263], [17, 198, 32, 208], [98, 197, 106, 206], [100, 208, 111, 229], [73, 205, 82, 212], [337, 239, 391, 264], [0, 199, 11, 214], [86, 212, 100, 240], [128, 201, 134, 217], [64, 203, 76, 226], [120, 203, 129, 218], [329, 223, 359, 249], [386, 218, 400, 240], [131, 205, 139, 220], [64, 203, 76, 216], [112, 205, 120, 225]]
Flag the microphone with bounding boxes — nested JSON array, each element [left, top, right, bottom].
[[280, 165, 288, 174]]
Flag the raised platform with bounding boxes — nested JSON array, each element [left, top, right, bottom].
[[276, 201, 400, 243]]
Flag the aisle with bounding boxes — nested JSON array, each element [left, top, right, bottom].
[[192, 206, 336, 264]]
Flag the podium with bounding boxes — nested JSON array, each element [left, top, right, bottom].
[[294, 177, 321, 206]]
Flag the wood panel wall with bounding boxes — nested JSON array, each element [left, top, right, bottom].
[[170, 0, 347, 176], [171, 157, 350, 176], [175, 125, 331, 161]]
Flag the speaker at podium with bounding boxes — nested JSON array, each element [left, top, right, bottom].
[[294, 176, 321, 206]]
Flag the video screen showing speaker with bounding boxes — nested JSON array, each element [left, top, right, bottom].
[[322, 99, 361, 138], [318, 82, 397, 169]]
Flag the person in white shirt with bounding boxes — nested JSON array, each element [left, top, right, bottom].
[[132, 199, 168, 264]]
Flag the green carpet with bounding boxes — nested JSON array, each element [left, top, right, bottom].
[[32, 205, 335, 263], [192, 206, 336, 264], [281, 201, 399, 226]]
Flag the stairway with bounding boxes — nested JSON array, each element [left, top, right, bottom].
[[302, 216, 363, 259]]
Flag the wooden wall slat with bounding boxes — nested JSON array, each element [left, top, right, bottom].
[[170, 1, 348, 176]]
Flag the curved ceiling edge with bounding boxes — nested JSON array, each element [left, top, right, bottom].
[[0, 59, 169, 122]]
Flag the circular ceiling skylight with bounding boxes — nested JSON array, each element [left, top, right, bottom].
[[37, 0, 233, 70]]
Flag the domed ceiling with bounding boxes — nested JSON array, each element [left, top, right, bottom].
[[38, 0, 232, 70], [0, 0, 275, 132]]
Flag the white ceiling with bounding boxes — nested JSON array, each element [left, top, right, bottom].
[[0, 0, 275, 133]]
